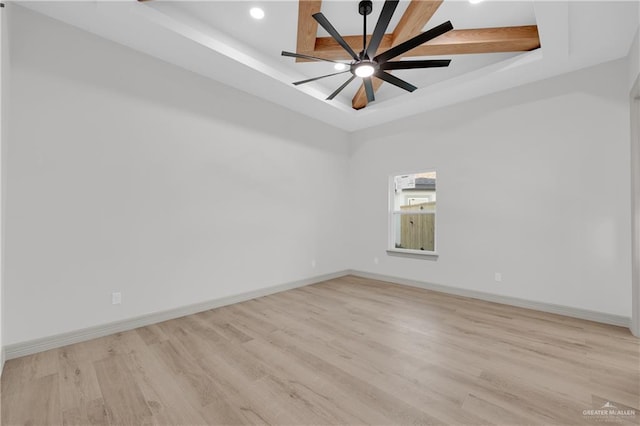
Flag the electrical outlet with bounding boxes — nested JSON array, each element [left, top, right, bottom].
[[112, 292, 122, 305], [494, 272, 502, 282], [374, 257, 379, 264], [311, 259, 317, 268]]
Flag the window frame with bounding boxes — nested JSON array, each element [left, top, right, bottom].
[[387, 170, 439, 258]]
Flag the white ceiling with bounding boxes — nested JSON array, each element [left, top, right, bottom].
[[16, 0, 640, 131]]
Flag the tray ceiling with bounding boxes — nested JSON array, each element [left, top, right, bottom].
[[15, 0, 640, 131]]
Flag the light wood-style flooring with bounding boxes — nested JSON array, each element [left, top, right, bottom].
[[2, 275, 639, 425]]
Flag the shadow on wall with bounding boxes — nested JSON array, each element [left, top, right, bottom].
[[9, 4, 347, 153]]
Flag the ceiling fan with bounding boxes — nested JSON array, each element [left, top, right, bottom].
[[282, 0, 453, 103]]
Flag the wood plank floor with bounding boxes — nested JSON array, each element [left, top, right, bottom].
[[2, 275, 639, 425]]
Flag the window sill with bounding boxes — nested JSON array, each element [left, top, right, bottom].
[[386, 249, 439, 260]]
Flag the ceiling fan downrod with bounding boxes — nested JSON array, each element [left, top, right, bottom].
[[359, 0, 373, 56]]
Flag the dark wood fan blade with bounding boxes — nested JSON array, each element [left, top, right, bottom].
[[327, 75, 357, 100], [282, 51, 345, 64], [293, 70, 351, 86], [380, 59, 451, 70], [313, 12, 360, 61], [366, 0, 399, 59], [374, 71, 417, 92], [374, 21, 454, 64], [364, 77, 375, 102]]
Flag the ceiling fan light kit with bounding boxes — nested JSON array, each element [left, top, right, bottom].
[[354, 63, 375, 78], [282, 0, 453, 105]]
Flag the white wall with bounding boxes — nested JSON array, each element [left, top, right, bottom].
[[631, 79, 639, 336], [630, 19, 640, 335], [0, 2, 8, 369], [4, 6, 350, 346], [628, 12, 640, 336], [349, 59, 632, 317], [629, 29, 639, 91], [627, 0, 640, 91]]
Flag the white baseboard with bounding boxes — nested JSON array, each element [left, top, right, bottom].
[[5, 270, 350, 360], [348, 270, 631, 328], [5, 269, 632, 360]]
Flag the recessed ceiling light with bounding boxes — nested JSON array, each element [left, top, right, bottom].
[[249, 7, 265, 20], [334, 63, 347, 71], [468, 0, 484, 4]]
